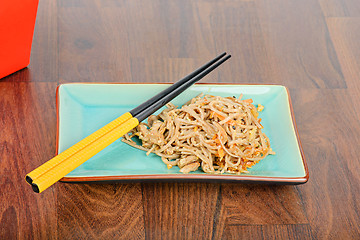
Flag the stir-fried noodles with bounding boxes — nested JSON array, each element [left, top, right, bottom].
[[122, 94, 274, 174]]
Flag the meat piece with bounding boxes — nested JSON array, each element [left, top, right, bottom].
[[180, 162, 200, 173]]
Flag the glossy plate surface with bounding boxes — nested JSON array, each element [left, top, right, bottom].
[[57, 83, 308, 184]]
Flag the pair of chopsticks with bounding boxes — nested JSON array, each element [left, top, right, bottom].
[[26, 52, 231, 193]]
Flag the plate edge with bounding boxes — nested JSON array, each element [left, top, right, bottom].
[[60, 174, 308, 184], [284, 86, 309, 182]]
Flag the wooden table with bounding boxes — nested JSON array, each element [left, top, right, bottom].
[[1, 0, 359, 239]]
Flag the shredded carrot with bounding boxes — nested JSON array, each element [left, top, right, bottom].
[[217, 148, 225, 158], [243, 99, 253, 104], [246, 162, 256, 168], [193, 126, 198, 132], [226, 119, 236, 125], [214, 112, 225, 121]]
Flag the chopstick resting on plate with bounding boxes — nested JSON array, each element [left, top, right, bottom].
[[26, 52, 231, 193]]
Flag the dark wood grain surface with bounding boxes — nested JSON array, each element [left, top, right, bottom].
[[1, 0, 359, 239]]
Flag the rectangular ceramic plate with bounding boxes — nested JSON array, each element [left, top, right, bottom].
[[57, 83, 308, 184]]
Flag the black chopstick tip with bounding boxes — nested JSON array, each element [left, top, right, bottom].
[[26, 175, 33, 184], [31, 183, 40, 193]]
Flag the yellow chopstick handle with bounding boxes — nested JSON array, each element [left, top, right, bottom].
[[26, 112, 133, 184], [31, 117, 139, 193]]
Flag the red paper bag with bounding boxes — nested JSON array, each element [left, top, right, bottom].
[[0, 0, 39, 79]]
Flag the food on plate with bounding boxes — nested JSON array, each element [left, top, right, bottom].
[[122, 94, 274, 174]]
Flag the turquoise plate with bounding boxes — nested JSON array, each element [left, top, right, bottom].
[[57, 83, 308, 184]]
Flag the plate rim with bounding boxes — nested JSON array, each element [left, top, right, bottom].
[[56, 82, 309, 184]]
